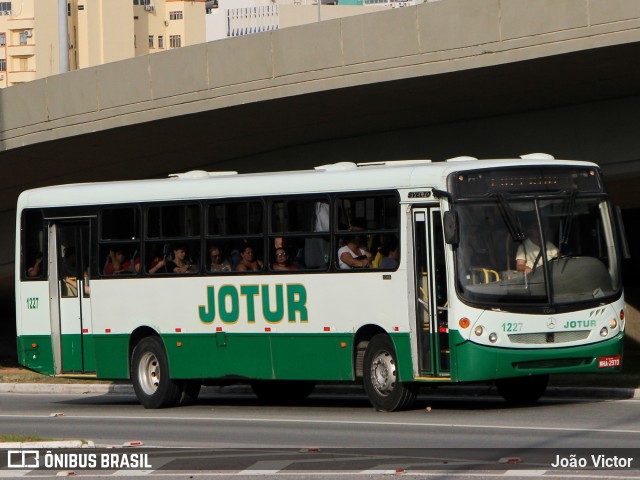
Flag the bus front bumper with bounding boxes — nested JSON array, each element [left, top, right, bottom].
[[451, 332, 624, 382]]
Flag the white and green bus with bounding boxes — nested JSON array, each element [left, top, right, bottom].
[[15, 155, 627, 411]]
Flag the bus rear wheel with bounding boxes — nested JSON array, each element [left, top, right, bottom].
[[496, 374, 549, 405], [132, 336, 182, 409], [363, 334, 417, 412]]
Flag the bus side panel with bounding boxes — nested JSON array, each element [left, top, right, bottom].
[[270, 334, 353, 380], [452, 331, 624, 382], [16, 281, 55, 374], [17, 336, 55, 375], [93, 334, 130, 379], [390, 333, 414, 382], [164, 333, 273, 379]]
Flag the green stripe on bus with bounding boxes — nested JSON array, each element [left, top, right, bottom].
[[163, 333, 354, 380], [17, 335, 55, 375], [21, 331, 414, 382], [91, 332, 360, 381], [389, 333, 413, 382]]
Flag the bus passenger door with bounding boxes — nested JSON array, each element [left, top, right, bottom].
[[412, 208, 449, 377], [50, 221, 95, 373]]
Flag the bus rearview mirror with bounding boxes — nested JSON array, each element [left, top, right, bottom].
[[443, 211, 458, 245]]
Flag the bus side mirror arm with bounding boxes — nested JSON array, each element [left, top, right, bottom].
[[443, 211, 459, 245]]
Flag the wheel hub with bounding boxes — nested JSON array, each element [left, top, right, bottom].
[[138, 351, 160, 395], [370, 350, 397, 396]]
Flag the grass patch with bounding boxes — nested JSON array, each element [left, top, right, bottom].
[[0, 362, 119, 384], [0, 434, 50, 443]]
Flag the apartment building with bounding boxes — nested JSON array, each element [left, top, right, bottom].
[[0, 0, 206, 89], [205, 0, 421, 42], [0, 0, 420, 88]]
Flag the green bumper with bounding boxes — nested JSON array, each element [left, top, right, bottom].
[[451, 332, 625, 382]]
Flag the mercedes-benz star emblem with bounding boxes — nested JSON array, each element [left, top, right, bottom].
[[547, 318, 557, 329]]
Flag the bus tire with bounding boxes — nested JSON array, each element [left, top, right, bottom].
[[131, 336, 182, 409], [180, 380, 202, 406], [363, 334, 417, 411], [496, 374, 549, 405], [251, 380, 316, 404]]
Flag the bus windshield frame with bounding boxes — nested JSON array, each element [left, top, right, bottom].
[[448, 167, 623, 313]]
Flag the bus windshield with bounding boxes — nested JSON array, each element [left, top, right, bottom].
[[454, 195, 621, 308]]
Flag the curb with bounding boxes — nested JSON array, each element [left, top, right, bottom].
[[0, 383, 135, 395], [0, 440, 94, 449], [1, 382, 639, 400]]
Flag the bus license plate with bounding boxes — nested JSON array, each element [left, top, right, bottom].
[[598, 355, 621, 368]]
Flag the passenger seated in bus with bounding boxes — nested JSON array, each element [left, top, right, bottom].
[[27, 251, 43, 277], [272, 248, 297, 271], [273, 237, 304, 268], [208, 245, 231, 272], [236, 244, 263, 272], [166, 244, 198, 274], [516, 224, 558, 274], [379, 239, 399, 269], [147, 245, 166, 274], [338, 235, 371, 269], [104, 248, 139, 275]]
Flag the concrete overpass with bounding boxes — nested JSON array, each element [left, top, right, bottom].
[[2, 0, 640, 353]]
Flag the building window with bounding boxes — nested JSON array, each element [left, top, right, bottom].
[[19, 31, 28, 45], [169, 11, 183, 20], [169, 35, 181, 48], [0, 33, 5, 46], [0, 2, 11, 14], [0, 59, 5, 72], [148, 35, 154, 48], [158, 36, 164, 49], [133, 0, 151, 5], [206, 1, 218, 13]]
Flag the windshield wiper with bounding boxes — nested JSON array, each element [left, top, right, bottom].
[[495, 193, 526, 242], [561, 190, 578, 246]]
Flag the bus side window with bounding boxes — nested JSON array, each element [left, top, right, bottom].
[[99, 207, 141, 277], [22, 209, 46, 280], [334, 193, 400, 271], [270, 197, 330, 271]]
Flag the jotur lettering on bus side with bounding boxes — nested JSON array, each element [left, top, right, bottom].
[[198, 284, 308, 324]]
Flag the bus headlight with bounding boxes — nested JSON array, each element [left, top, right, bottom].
[[609, 319, 618, 329], [474, 326, 484, 336], [489, 332, 498, 343], [600, 327, 609, 337]]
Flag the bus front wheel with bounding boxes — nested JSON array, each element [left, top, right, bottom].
[[363, 334, 417, 412], [496, 374, 549, 405], [132, 336, 182, 409]]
